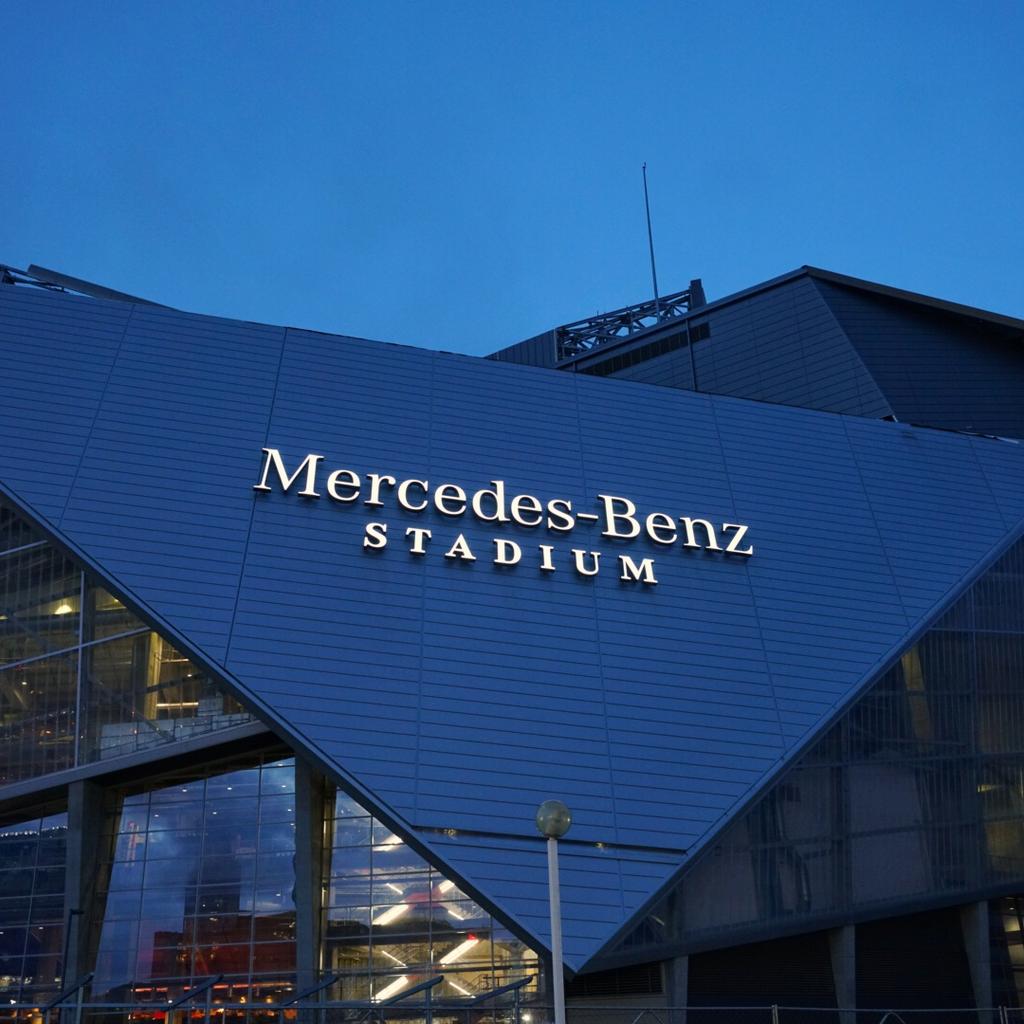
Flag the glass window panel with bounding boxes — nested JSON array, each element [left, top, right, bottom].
[[259, 794, 296, 824], [257, 821, 295, 853], [0, 546, 81, 667], [260, 764, 294, 795], [0, 653, 78, 784], [86, 586, 145, 642], [94, 756, 296, 998], [0, 505, 43, 556], [333, 815, 372, 848]]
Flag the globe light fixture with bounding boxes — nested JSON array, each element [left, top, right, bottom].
[[535, 799, 572, 839]]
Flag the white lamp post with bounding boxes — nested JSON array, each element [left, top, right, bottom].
[[536, 799, 572, 1024]]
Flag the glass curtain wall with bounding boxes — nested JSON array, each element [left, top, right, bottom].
[[92, 755, 297, 1003], [325, 791, 539, 1002], [615, 535, 1024, 958], [0, 499, 254, 786], [0, 811, 68, 1002]]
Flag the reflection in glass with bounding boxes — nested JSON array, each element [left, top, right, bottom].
[[0, 812, 68, 1001], [93, 756, 296, 1003]]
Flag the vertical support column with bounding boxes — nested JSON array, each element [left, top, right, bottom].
[[64, 779, 107, 985], [961, 901, 992, 1024], [294, 758, 326, 993], [663, 955, 688, 1024], [828, 924, 855, 1024]]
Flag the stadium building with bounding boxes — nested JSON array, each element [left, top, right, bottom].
[[0, 261, 1023, 1016]]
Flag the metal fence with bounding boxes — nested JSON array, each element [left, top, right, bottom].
[[0, 1003, 1016, 1024]]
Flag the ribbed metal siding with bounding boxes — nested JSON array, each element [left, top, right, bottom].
[[815, 279, 1024, 438], [1, 286, 1024, 968]]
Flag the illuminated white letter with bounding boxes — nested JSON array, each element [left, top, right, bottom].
[[444, 534, 476, 561], [472, 481, 509, 523], [619, 555, 658, 585], [511, 494, 544, 527], [538, 544, 556, 572], [363, 522, 388, 549], [365, 474, 396, 508], [327, 469, 360, 502], [645, 512, 677, 545], [598, 495, 640, 539], [253, 448, 323, 497], [435, 484, 468, 516], [546, 499, 575, 532], [722, 523, 754, 557], [572, 549, 601, 577], [397, 479, 429, 512], [405, 527, 432, 555], [680, 517, 722, 551], [493, 539, 521, 565]]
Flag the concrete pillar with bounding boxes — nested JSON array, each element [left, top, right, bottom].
[[828, 924, 855, 1024], [960, 901, 992, 1024], [294, 758, 327, 993], [664, 955, 688, 1024], [64, 779, 108, 986]]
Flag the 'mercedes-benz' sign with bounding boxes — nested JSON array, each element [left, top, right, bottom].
[[252, 448, 753, 586]]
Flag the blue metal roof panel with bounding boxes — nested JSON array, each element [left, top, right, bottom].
[[1, 285, 1023, 969]]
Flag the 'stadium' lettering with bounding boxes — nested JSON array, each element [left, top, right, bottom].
[[619, 554, 658, 585], [363, 522, 388, 549]]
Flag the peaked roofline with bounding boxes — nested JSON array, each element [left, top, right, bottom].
[[802, 265, 1024, 335]]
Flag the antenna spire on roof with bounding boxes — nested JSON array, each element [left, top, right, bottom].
[[642, 162, 661, 316]]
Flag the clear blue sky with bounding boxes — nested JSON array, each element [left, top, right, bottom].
[[3, 1, 1022, 355]]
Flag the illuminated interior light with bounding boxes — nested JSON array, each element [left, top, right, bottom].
[[376, 833, 403, 848], [373, 976, 409, 1002], [155, 701, 200, 709], [54, 603, 73, 615], [446, 906, 467, 921], [372, 903, 410, 926], [380, 950, 406, 967], [439, 936, 480, 965], [385, 882, 404, 894], [448, 981, 472, 996], [437, 879, 456, 894]]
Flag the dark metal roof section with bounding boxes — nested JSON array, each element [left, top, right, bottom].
[[555, 278, 706, 362], [0, 263, 170, 308]]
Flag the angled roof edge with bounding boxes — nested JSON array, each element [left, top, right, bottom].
[[579, 511, 1024, 970], [0, 477, 552, 963], [523, 264, 1023, 375], [803, 266, 1024, 335]]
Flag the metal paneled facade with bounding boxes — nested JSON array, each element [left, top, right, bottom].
[[0, 276, 1023, 979]]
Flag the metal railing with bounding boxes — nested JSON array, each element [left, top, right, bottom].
[[0, 1003, 1016, 1024], [554, 287, 695, 361]]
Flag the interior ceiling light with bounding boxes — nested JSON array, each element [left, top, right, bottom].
[[439, 936, 479, 965], [372, 976, 408, 1002], [54, 603, 73, 615], [372, 903, 410, 926]]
